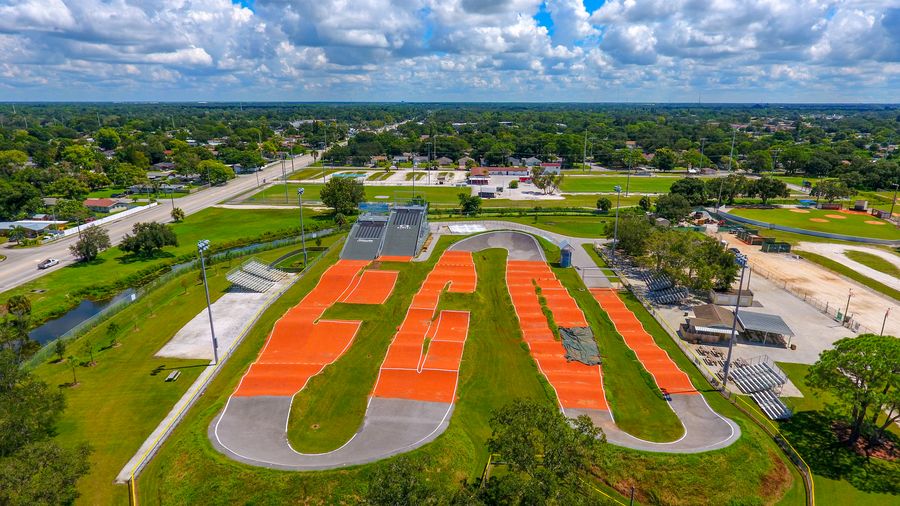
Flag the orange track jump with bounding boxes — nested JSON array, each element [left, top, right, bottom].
[[233, 259, 369, 397], [340, 270, 399, 305], [373, 251, 476, 404], [506, 260, 607, 411], [590, 289, 696, 395]]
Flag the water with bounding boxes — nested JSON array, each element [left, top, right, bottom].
[[28, 288, 136, 345]]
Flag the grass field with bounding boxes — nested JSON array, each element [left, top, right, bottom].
[[32, 244, 294, 504], [137, 236, 803, 504], [729, 207, 900, 240], [367, 171, 393, 181], [843, 250, 900, 279], [581, 244, 619, 282], [286, 168, 344, 181], [405, 171, 425, 181], [560, 175, 706, 194], [1, 207, 333, 326], [795, 251, 900, 301], [778, 363, 900, 505]]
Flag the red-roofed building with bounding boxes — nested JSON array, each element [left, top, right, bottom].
[[84, 198, 127, 213], [540, 162, 562, 174]]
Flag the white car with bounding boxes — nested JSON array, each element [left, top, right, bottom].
[[37, 258, 59, 270]]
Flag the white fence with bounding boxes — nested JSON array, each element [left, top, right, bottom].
[[54, 202, 159, 239]]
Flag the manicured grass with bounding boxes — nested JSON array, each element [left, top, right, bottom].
[[2, 207, 333, 326], [729, 207, 900, 240], [367, 171, 393, 181], [247, 183, 465, 207], [778, 363, 900, 505], [561, 175, 708, 194], [796, 251, 900, 301], [287, 168, 344, 180], [843, 250, 900, 279], [33, 248, 301, 505], [405, 171, 425, 181], [553, 267, 685, 442], [581, 243, 619, 283]]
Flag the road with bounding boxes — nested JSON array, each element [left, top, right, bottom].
[[0, 154, 313, 293]]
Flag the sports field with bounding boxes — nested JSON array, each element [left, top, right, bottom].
[[247, 183, 464, 206], [560, 175, 702, 193], [729, 207, 900, 240]]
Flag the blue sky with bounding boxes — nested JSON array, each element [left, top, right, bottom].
[[0, 0, 898, 102]]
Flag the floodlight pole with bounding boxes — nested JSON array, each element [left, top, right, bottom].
[[890, 183, 898, 220], [881, 308, 891, 336], [721, 254, 748, 391], [197, 240, 219, 365], [281, 155, 288, 204], [297, 188, 308, 267], [612, 185, 621, 266], [844, 289, 853, 324], [625, 147, 633, 197]]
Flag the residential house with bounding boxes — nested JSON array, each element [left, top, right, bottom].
[[412, 155, 430, 165], [507, 156, 522, 166], [457, 156, 474, 169], [436, 156, 453, 166], [84, 198, 128, 213], [473, 166, 530, 177], [540, 162, 562, 174], [523, 156, 542, 167], [0, 220, 68, 238], [392, 154, 410, 163]]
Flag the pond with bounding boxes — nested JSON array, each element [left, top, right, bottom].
[[28, 288, 136, 345]]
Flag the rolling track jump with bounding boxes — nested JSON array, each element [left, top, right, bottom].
[[211, 252, 476, 470], [451, 231, 740, 453]]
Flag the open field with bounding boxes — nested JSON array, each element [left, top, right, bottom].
[[0, 207, 333, 326], [434, 215, 611, 238], [136, 236, 801, 504], [778, 363, 900, 505], [844, 249, 900, 278], [795, 251, 900, 301], [33, 243, 315, 505], [561, 175, 707, 194], [728, 207, 900, 240], [286, 168, 345, 180]]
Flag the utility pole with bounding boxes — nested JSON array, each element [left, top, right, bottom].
[[889, 183, 898, 220], [698, 137, 707, 174], [843, 289, 853, 324], [612, 185, 622, 265], [721, 254, 748, 390], [582, 130, 588, 173], [323, 120, 328, 185], [881, 308, 891, 336], [197, 240, 219, 365], [297, 188, 308, 266], [281, 154, 288, 204]]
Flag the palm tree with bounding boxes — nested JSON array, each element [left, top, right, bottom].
[[8, 225, 27, 244]]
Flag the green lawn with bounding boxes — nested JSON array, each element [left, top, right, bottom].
[[367, 171, 393, 181], [2, 207, 333, 326], [796, 251, 900, 301], [247, 183, 465, 207], [136, 238, 802, 504], [581, 244, 619, 283], [778, 363, 900, 505], [843, 250, 900, 279], [405, 171, 425, 181], [561, 175, 707, 194], [286, 168, 344, 181], [729, 207, 900, 240]]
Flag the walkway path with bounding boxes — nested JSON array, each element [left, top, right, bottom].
[[796, 242, 900, 291], [450, 231, 740, 453]]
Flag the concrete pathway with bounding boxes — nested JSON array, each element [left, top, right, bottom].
[[797, 242, 900, 291]]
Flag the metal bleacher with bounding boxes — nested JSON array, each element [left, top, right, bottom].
[[721, 357, 792, 420], [751, 390, 792, 420], [226, 259, 287, 292], [642, 273, 688, 304]]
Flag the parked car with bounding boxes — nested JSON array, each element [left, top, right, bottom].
[[38, 258, 59, 270], [110, 193, 125, 198]]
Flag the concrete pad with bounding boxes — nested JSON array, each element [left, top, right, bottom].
[[157, 278, 294, 360], [210, 396, 453, 470], [449, 230, 545, 261]]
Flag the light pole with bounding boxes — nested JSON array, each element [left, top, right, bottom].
[[197, 240, 219, 365], [297, 188, 308, 266], [611, 185, 622, 265], [881, 308, 891, 335], [625, 147, 634, 197], [281, 154, 288, 204], [322, 120, 328, 185], [890, 183, 898, 220], [721, 253, 748, 390], [844, 288, 853, 324]]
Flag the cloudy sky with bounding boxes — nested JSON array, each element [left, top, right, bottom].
[[1, 0, 899, 102]]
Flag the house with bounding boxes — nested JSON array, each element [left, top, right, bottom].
[[412, 155, 429, 165], [523, 156, 542, 167], [457, 156, 474, 168], [470, 167, 489, 177], [472, 166, 529, 177], [392, 155, 410, 163], [83, 198, 127, 213], [146, 170, 174, 181], [0, 220, 68, 238], [152, 162, 176, 171], [370, 155, 388, 165], [436, 156, 453, 166], [540, 162, 562, 174], [507, 156, 522, 166], [625, 141, 637, 148]]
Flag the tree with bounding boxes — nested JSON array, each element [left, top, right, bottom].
[[170, 207, 185, 222], [106, 322, 120, 348], [508, 180, 519, 189], [479, 400, 607, 504], [745, 150, 773, 173], [69, 225, 110, 262], [1, 296, 37, 362], [653, 147, 677, 171], [96, 127, 121, 150], [61, 145, 98, 171], [320, 177, 365, 215], [119, 222, 178, 256], [54, 339, 66, 362], [530, 167, 563, 195], [198, 159, 235, 185], [811, 180, 853, 203], [749, 176, 789, 205], [81, 339, 95, 366], [638, 195, 652, 211], [655, 193, 692, 222], [608, 215, 653, 256], [807, 334, 900, 447], [53, 199, 91, 222], [7, 226, 27, 245], [0, 149, 28, 177], [0, 350, 92, 505], [595, 197, 612, 212], [366, 457, 435, 505], [0, 180, 42, 221], [669, 177, 707, 205], [705, 174, 749, 206], [458, 193, 482, 215], [49, 177, 90, 201]]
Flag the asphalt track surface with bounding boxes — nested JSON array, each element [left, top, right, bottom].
[[211, 251, 476, 470], [453, 231, 740, 453]]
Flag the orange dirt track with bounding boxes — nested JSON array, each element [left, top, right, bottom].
[[373, 251, 476, 404], [233, 259, 369, 397], [340, 270, 399, 305], [506, 260, 608, 411], [590, 289, 696, 395]]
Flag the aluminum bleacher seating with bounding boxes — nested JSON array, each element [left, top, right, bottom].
[[226, 269, 275, 292], [750, 390, 792, 420], [241, 259, 287, 282]]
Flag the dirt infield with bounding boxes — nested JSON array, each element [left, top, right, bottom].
[[789, 208, 810, 213], [340, 270, 399, 305], [590, 289, 696, 395], [373, 251, 476, 404], [233, 260, 368, 397], [507, 260, 608, 411]]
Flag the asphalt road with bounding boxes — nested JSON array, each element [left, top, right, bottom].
[[0, 154, 314, 293]]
